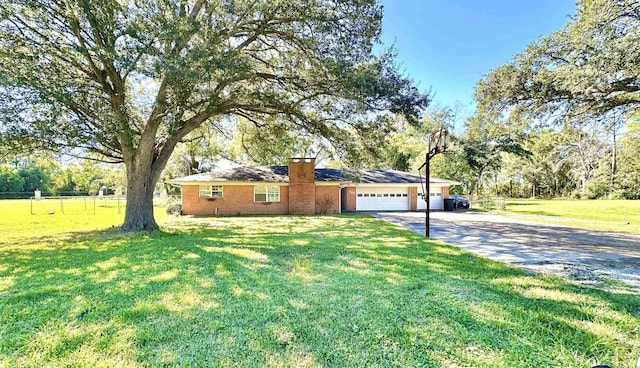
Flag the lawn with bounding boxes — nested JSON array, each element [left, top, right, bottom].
[[502, 199, 640, 234], [1, 201, 639, 367], [0, 199, 168, 244]]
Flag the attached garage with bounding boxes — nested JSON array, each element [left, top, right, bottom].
[[417, 187, 444, 211], [339, 169, 459, 213], [356, 187, 410, 211]]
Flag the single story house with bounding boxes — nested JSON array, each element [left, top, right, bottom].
[[168, 158, 459, 215]]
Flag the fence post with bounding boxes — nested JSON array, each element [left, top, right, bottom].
[[30, 197, 33, 215]]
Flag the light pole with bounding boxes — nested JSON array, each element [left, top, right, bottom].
[[418, 127, 449, 237]]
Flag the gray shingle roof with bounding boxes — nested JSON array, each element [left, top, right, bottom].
[[353, 169, 458, 185], [355, 169, 422, 184], [169, 166, 459, 185], [168, 166, 289, 183]]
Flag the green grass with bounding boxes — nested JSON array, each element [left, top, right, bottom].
[[500, 199, 640, 234], [0, 199, 168, 244], [1, 201, 639, 367]]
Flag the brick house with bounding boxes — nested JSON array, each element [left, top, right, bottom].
[[169, 158, 458, 215]]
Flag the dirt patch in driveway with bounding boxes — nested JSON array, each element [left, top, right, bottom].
[[373, 211, 640, 292]]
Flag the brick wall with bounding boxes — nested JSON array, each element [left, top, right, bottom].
[[315, 186, 340, 214], [181, 184, 290, 215], [343, 186, 356, 212], [288, 158, 316, 215]]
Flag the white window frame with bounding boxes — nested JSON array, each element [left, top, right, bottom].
[[254, 185, 280, 202], [199, 185, 223, 198]]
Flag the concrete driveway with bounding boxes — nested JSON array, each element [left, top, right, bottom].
[[373, 211, 640, 291]]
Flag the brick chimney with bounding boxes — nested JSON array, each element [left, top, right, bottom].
[[288, 158, 316, 215]]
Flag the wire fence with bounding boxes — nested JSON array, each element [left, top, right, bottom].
[[466, 196, 507, 211], [0, 191, 92, 199], [29, 196, 126, 215], [24, 195, 181, 215]]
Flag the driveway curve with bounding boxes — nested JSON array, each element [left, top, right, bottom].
[[373, 211, 640, 291]]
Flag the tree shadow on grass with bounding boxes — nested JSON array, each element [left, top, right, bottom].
[[0, 215, 638, 367]]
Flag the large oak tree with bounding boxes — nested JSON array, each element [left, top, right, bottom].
[[0, 0, 429, 231], [475, 0, 640, 121]]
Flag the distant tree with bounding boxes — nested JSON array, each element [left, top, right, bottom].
[[475, 0, 639, 122], [427, 144, 473, 194], [0, 0, 429, 231], [18, 163, 53, 195], [498, 129, 574, 198], [53, 166, 79, 194], [165, 126, 224, 176], [0, 165, 25, 192], [616, 120, 640, 198], [460, 112, 529, 196], [555, 127, 606, 197], [72, 160, 126, 195], [336, 106, 467, 174]]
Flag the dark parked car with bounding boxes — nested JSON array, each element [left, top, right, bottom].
[[449, 195, 469, 209]]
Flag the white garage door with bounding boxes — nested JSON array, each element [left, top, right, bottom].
[[417, 187, 443, 210], [356, 187, 410, 211]]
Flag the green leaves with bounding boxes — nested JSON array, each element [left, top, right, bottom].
[[0, 0, 426, 160], [475, 0, 640, 123]]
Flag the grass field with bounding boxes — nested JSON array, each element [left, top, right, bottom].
[[502, 199, 640, 234], [1, 200, 639, 367], [0, 198, 168, 244]]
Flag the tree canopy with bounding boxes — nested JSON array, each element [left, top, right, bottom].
[[0, 0, 429, 230], [466, 0, 640, 199], [475, 0, 640, 122]]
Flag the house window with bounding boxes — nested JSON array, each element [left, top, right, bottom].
[[199, 185, 223, 198], [254, 185, 280, 202]]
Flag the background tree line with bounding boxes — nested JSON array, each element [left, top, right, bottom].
[[2, 108, 639, 200], [0, 155, 125, 198]]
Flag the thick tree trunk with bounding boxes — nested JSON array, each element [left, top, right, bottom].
[[122, 162, 160, 232], [119, 131, 178, 231]]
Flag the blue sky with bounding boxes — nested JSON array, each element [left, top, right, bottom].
[[379, 0, 576, 111]]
